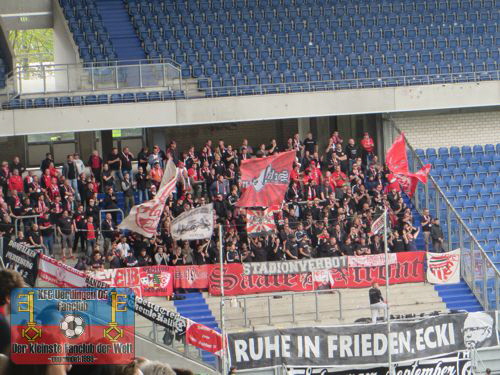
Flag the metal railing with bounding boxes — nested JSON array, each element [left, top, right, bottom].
[[194, 70, 500, 99], [12, 214, 40, 237], [387, 119, 500, 311], [11, 58, 182, 96], [222, 289, 342, 328], [145, 321, 220, 373]]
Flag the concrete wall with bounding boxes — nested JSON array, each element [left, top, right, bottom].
[[0, 80, 499, 137], [392, 108, 500, 150]]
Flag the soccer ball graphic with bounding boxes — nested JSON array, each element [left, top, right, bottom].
[[60, 314, 85, 339]]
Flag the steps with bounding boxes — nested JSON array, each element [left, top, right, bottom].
[[435, 281, 483, 312], [204, 282, 449, 332], [174, 292, 220, 367], [94, 0, 146, 61]]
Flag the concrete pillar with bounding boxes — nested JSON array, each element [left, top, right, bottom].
[[297, 118, 310, 140], [101, 130, 113, 157], [316, 116, 330, 156], [147, 127, 167, 150], [76, 131, 96, 161], [336, 115, 355, 140]]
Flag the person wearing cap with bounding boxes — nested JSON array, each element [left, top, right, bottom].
[[124, 248, 138, 267]]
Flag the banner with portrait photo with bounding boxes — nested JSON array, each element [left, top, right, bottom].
[[228, 312, 498, 370]]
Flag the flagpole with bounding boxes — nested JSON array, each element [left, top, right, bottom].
[[383, 209, 393, 375], [219, 224, 228, 374]]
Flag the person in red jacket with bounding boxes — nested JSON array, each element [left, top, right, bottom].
[[7, 169, 23, 193], [360, 132, 375, 165], [330, 165, 347, 191]]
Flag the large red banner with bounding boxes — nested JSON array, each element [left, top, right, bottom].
[[328, 251, 425, 288], [208, 252, 425, 296], [209, 263, 314, 296], [237, 150, 295, 207]]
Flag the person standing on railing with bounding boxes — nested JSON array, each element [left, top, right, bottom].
[[369, 281, 388, 323], [431, 218, 445, 253], [421, 208, 433, 251], [38, 214, 54, 256]]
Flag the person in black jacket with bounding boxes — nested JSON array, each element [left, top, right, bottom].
[[369, 281, 387, 323]]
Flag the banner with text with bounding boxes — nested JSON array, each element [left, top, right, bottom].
[[243, 257, 347, 275], [228, 312, 498, 370], [209, 252, 425, 296], [3, 240, 39, 286], [286, 352, 471, 375]]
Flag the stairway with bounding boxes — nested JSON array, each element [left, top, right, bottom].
[[174, 292, 220, 367], [434, 281, 483, 312], [403, 194, 426, 249], [94, 0, 146, 61], [205, 283, 449, 332]]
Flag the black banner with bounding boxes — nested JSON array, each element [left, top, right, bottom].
[[3, 240, 39, 286], [288, 352, 471, 375], [228, 312, 498, 370], [128, 296, 187, 343]]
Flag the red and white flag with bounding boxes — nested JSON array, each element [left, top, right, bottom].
[[119, 160, 177, 237], [237, 151, 295, 208], [246, 208, 276, 236]]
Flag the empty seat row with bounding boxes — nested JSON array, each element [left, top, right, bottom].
[[1, 90, 185, 110]]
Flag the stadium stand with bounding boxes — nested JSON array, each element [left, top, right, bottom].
[[55, 0, 499, 98], [416, 143, 500, 255]]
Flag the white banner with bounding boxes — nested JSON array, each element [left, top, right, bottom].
[[348, 253, 397, 268], [171, 204, 214, 240], [119, 160, 177, 238], [38, 254, 87, 287], [427, 249, 461, 284]]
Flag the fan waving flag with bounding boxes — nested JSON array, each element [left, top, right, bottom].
[[237, 151, 295, 208], [246, 208, 276, 236], [385, 133, 431, 197], [119, 160, 177, 237]]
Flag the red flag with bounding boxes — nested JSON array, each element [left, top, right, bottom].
[[246, 208, 276, 236], [386, 133, 409, 175], [237, 151, 295, 207], [403, 164, 432, 197]]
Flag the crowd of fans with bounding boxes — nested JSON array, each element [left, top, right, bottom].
[[0, 130, 423, 271]]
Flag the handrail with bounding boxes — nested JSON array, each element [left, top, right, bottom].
[[223, 289, 342, 328], [12, 214, 40, 237], [387, 119, 500, 310], [195, 69, 500, 99]]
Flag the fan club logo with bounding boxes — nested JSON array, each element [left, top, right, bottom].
[[429, 253, 460, 282], [10, 288, 135, 365]]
